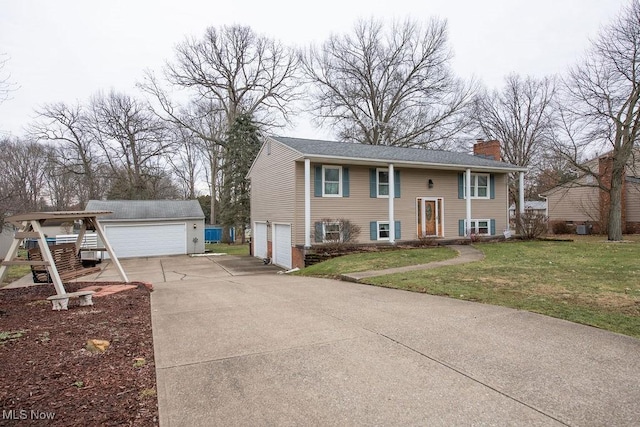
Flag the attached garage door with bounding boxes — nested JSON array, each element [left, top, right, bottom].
[[254, 222, 268, 259], [104, 223, 186, 258], [273, 224, 292, 269]]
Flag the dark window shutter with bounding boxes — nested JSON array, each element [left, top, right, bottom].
[[314, 222, 323, 243], [343, 167, 350, 197], [314, 166, 322, 197], [458, 173, 464, 199], [394, 170, 400, 198], [458, 219, 465, 236], [395, 221, 401, 239], [370, 221, 377, 240], [490, 219, 496, 235], [490, 174, 495, 199], [369, 169, 376, 198]]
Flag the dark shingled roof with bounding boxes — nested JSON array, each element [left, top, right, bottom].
[[85, 200, 204, 220], [272, 136, 525, 171]]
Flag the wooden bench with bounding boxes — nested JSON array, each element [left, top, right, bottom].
[[46, 290, 95, 311], [28, 243, 102, 283]]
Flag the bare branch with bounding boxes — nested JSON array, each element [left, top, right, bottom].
[[301, 17, 476, 147]]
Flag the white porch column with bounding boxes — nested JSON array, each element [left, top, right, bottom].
[[388, 163, 395, 243], [465, 168, 472, 236], [304, 158, 311, 248], [519, 171, 525, 214]]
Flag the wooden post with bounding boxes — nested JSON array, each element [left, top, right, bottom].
[[31, 220, 67, 296], [91, 217, 129, 282]]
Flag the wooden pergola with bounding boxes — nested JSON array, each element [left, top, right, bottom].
[[0, 211, 129, 296]]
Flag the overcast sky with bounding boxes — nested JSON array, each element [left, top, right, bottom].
[[0, 0, 628, 140]]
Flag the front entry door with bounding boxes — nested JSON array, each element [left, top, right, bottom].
[[417, 198, 443, 238]]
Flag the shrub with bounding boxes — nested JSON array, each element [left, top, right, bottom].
[[517, 212, 548, 239], [551, 220, 575, 235]]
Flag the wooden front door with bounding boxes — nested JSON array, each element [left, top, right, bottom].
[[417, 198, 443, 238]]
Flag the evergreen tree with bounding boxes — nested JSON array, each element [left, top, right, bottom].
[[220, 114, 261, 243]]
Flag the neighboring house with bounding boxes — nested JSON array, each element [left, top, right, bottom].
[[542, 153, 640, 233], [509, 200, 547, 220], [247, 137, 526, 269], [85, 200, 205, 258], [0, 224, 15, 260]]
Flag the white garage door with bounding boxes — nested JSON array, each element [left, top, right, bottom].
[[254, 222, 267, 259], [104, 223, 187, 258], [273, 224, 292, 269]]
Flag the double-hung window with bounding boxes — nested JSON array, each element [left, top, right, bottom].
[[323, 166, 342, 197], [323, 222, 341, 242], [377, 169, 389, 197], [462, 173, 490, 199], [377, 221, 390, 240]]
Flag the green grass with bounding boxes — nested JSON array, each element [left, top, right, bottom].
[[298, 247, 457, 278], [205, 243, 250, 256], [1, 265, 31, 286], [361, 239, 640, 338], [1, 250, 31, 287]]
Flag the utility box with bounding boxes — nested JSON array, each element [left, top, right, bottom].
[[576, 225, 590, 235]]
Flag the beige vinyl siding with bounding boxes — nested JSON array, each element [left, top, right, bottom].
[[249, 140, 298, 231], [546, 185, 599, 222], [627, 182, 640, 222], [293, 164, 510, 245]]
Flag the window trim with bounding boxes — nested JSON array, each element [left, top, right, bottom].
[[376, 168, 389, 198], [464, 173, 491, 200], [322, 221, 342, 243], [377, 221, 390, 241], [322, 165, 342, 197]]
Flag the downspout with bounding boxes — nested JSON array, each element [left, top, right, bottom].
[[519, 171, 525, 216], [388, 163, 395, 244], [465, 168, 472, 236], [304, 159, 311, 248]]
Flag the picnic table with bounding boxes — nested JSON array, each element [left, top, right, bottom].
[[0, 211, 129, 308]]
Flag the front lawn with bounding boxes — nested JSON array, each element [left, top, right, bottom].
[[298, 247, 457, 278], [362, 239, 640, 338]]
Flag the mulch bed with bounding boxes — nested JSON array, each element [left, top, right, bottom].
[[0, 282, 157, 426]]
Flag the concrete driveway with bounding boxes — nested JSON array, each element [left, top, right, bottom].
[[147, 256, 640, 426]]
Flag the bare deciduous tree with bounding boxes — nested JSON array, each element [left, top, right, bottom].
[[90, 91, 175, 199], [0, 137, 48, 216], [302, 18, 475, 147], [472, 74, 557, 230], [554, 0, 640, 241], [29, 102, 104, 205], [167, 124, 203, 199], [147, 24, 300, 129], [140, 24, 300, 222], [0, 53, 17, 105]]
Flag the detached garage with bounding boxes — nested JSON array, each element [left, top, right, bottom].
[[85, 200, 205, 258]]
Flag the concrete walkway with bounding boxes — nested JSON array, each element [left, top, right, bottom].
[[150, 256, 640, 427], [341, 244, 484, 282]]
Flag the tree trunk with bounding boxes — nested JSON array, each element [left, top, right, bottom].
[[607, 167, 624, 241]]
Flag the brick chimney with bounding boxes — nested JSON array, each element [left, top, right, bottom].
[[474, 139, 501, 161], [599, 154, 626, 233]]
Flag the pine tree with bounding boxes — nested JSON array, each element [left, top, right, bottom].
[[220, 114, 261, 243]]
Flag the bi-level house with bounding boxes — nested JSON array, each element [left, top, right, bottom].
[[247, 137, 526, 269]]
